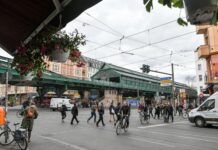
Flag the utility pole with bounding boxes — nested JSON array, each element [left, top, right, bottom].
[[5, 58, 10, 112], [171, 63, 175, 106], [140, 63, 175, 105]]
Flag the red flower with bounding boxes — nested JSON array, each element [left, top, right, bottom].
[[40, 45, 47, 55], [37, 70, 43, 78], [71, 50, 81, 58], [54, 43, 60, 49], [17, 45, 27, 55], [76, 61, 85, 67]]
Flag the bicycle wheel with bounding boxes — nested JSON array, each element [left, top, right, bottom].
[[146, 115, 150, 124], [0, 130, 14, 145], [16, 110, 23, 118], [182, 112, 188, 119], [116, 122, 122, 135], [17, 138, 28, 150], [123, 122, 128, 132], [139, 113, 146, 125]]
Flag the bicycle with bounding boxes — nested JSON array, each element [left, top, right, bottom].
[[0, 121, 28, 150], [16, 108, 24, 118], [182, 109, 190, 119], [116, 115, 129, 135], [138, 111, 150, 124]]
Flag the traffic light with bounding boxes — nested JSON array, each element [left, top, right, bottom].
[[140, 64, 150, 73]]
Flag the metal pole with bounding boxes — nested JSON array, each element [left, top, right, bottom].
[[171, 63, 175, 106], [5, 71, 8, 112]]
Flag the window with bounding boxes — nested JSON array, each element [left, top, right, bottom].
[[75, 69, 80, 76], [198, 64, 201, 71], [199, 75, 202, 81], [52, 63, 59, 72], [199, 99, 215, 111]]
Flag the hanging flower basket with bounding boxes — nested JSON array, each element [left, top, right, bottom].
[[21, 73, 34, 81], [183, 0, 218, 24], [12, 28, 86, 78], [50, 48, 70, 63]]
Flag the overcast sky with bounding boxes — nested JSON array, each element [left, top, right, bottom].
[[0, 0, 204, 85]]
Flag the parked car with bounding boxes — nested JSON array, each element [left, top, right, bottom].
[[188, 92, 218, 127], [50, 98, 73, 111]]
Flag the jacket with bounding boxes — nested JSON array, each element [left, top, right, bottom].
[[71, 106, 78, 116]]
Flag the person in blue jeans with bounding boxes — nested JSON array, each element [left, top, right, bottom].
[[96, 102, 105, 127], [87, 101, 97, 123]]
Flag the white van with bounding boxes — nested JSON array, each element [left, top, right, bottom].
[[188, 92, 218, 127], [50, 98, 73, 111]]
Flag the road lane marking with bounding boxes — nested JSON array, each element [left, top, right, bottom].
[[135, 130, 218, 143], [138, 121, 189, 129], [39, 135, 88, 150], [138, 124, 168, 129], [128, 137, 174, 148]]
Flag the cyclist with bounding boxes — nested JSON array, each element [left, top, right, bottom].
[[114, 102, 122, 126], [120, 101, 130, 128]]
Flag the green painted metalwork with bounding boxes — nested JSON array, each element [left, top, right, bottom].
[[0, 59, 197, 97]]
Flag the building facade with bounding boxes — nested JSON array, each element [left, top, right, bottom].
[[82, 56, 104, 79], [194, 51, 207, 94], [197, 25, 218, 94]]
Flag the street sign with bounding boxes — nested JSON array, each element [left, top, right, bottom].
[[160, 77, 172, 86]]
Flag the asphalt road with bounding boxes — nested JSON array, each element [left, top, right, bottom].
[[1, 108, 218, 150]]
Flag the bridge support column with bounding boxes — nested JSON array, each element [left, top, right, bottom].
[[83, 91, 90, 100], [139, 96, 144, 103], [103, 90, 121, 107], [155, 92, 161, 104]]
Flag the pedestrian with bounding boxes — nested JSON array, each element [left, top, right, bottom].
[[114, 102, 121, 126], [148, 105, 153, 118], [71, 102, 79, 124], [168, 104, 174, 122], [60, 103, 67, 123], [109, 102, 115, 122], [96, 102, 105, 127], [178, 104, 183, 116], [154, 104, 160, 119], [87, 101, 97, 123], [21, 102, 38, 143]]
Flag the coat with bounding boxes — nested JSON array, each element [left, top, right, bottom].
[[71, 106, 78, 116], [21, 105, 38, 131]]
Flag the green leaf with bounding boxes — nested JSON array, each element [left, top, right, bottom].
[[172, 0, 184, 8], [211, 12, 218, 25], [145, 0, 153, 12], [163, 0, 171, 8], [177, 18, 188, 26], [143, 0, 150, 5], [158, 0, 164, 4]]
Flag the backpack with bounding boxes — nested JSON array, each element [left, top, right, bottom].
[[26, 107, 34, 118]]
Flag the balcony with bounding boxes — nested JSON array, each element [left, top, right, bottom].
[[198, 45, 210, 58], [196, 25, 209, 34], [210, 45, 218, 55]]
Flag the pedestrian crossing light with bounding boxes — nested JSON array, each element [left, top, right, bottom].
[[141, 64, 150, 73]]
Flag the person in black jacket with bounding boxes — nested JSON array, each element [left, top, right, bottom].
[[96, 102, 105, 127], [114, 102, 121, 126], [71, 103, 79, 125], [60, 104, 67, 123], [167, 104, 174, 122], [154, 104, 160, 119]]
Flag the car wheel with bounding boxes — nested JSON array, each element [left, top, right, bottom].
[[195, 117, 205, 127]]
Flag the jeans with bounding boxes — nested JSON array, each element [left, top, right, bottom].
[[88, 112, 96, 123], [96, 114, 105, 126]]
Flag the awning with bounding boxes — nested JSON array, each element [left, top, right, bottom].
[[0, 0, 101, 55]]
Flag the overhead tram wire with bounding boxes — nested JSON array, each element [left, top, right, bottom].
[[121, 51, 189, 67], [84, 12, 123, 36], [96, 31, 196, 60], [83, 18, 181, 54]]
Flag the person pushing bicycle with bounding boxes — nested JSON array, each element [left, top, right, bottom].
[[120, 101, 130, 128]]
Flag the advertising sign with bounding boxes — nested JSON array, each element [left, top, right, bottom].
[[160, 77, 172, 86]]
